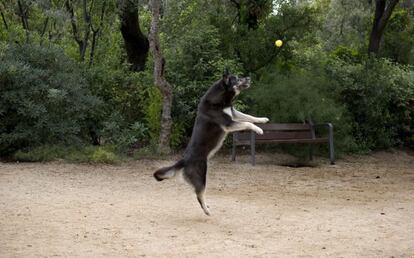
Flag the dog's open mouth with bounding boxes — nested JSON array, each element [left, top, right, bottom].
[[237, 77, 251, 90]]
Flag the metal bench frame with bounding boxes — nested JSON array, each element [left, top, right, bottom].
[[231, 122, 335, 165]]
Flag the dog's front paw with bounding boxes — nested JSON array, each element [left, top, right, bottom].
[[254, 127, 264, 135], [256, 117, 269, 123]]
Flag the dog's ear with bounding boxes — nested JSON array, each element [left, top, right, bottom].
[[223, 68, 230, 85]]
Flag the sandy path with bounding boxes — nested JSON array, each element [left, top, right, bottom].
[[0, 152, 413, 258]]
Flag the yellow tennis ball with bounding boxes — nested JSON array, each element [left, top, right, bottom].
[[275, 40, 283, 47]]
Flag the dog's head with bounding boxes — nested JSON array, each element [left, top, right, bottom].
[[222, 69, 251, 96], [203, 70, 251, 107]]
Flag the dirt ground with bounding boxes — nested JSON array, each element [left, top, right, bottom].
[[1, 151, 413, 258]]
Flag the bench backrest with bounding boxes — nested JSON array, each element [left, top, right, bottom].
[[235, 123, 314, 141]]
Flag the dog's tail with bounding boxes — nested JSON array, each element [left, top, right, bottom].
[[154, 159, 185, 181]]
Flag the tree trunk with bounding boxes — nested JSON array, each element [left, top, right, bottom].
[[368, 0, 399, 54], [80, 0, 91, 62], [89, 0, 107, 66], [17, 0, 29, 42], [229, 0, 268, 30], [119, 0, 149, 72], [65, 0, 91, 61], [149, 0, 173, 154]]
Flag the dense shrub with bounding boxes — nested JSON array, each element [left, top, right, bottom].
[[100, 112, 148, 150], [326, 57, 414, 150], [250, 66, 357, 154], [85, 66, 154, 149], [0, 43, 101, 155]]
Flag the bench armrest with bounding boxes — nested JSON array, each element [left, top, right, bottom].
[[312, 123, 333, 129], [311, 123, 333, 138]]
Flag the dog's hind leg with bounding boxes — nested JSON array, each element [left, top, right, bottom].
[[184, 161, 210, 216]]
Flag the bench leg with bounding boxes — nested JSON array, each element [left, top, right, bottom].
[[250, 132, 256, 166]]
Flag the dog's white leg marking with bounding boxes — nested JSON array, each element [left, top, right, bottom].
[[208, 132, 227, 159], [223, 122, 263, 135], [162, 168, 179, 179], [232, 109, 269, 123], [223, 107, 233, 118], [197, 191, 210, 216]]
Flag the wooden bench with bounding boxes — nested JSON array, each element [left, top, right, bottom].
[[232, 122, 334, 165]]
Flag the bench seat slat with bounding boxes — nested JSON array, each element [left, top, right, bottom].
[[257, 123, 311, 131], [237, 131, 313, 141], [235, 138, 329, 145]]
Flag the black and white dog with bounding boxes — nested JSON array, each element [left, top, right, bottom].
[[154, 71, 269, 215]]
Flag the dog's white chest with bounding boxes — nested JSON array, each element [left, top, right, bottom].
[[223, 107, 232, 118]]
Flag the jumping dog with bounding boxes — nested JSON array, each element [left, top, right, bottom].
[[154, 71, 269, 215]]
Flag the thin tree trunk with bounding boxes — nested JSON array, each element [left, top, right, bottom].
[[80, 0, 91, 61], [0, 7, 8, 30], [89, 31, 98, 65], [149, 0, 173, 154], [65, 0, 91, 61], [89, 0, 107, 66], [119, 0, 149, 72], [368, 0, 399, 54], [17, 0, 29, 42]]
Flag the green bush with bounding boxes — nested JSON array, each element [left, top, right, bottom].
[[144, 87, 162, 145], [85, 66, 153, 125], [90, 147, 119, 164], [0, 43, 101, 156], [381, 9, 414, 65], [101, 112, 148, 150], [326, 57, 414, 150], [14, 145, 68, 162], [250, 66, 357, 154]]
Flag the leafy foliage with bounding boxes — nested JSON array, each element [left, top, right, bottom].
[[1, 0, 414, 161], [14, 144, 121, 163], [250, 66, 357, 153], [0, 43, 101, 155], [326, 57, 414, 149], [381, 8, 414, 64]]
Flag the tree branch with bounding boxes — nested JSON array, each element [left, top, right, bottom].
[[17, 0, 30, 42], [65, 0, 82, 45], [0, 6, 8, 30], [17, 0, 29, 30], [379, 0, 399, 29], [229, 0, 240, 8], [80, 0, 91, 60], [89, 0, 107, 66]]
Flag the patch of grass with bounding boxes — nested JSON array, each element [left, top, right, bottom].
[[132, 144, 173, 160], [14, 145, 66, 162], [13, 145, 123, 164], [90, 147, 119, 163]]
